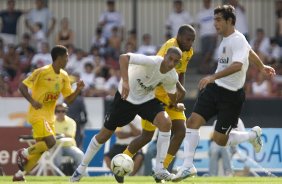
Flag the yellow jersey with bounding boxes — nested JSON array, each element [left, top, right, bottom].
[[155, 38, 194, 105], [23, 65, 73, 124]]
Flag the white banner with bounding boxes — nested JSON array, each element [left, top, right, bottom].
[[0, 97, 104, 128]]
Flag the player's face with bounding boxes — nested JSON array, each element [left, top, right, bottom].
[[164, 52, 181, 72], [214, 13, 228, 36], [60, 52, 69, 69], [177, 31, 195, 52]]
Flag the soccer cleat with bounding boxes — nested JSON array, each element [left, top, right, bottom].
[[152, 170, 165, 183], [114, 174, 124, 183], [249, 126, 263, 153], [171, 165, 197, 182], [16, 149, 28, 171], [70, 170, 83, 182], [12, 173, 26, 182], [153, 168, 175, 182]]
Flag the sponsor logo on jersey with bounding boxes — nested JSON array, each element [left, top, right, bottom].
[[43, 92, 60, 102]]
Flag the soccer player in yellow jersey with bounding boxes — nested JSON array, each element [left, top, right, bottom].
[[13, 45, 85, 182], [122, 24, 195, 182]]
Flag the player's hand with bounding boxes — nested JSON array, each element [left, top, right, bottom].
[[31, 100, 42, 110], [174, 103, 186, 111], [121, 80, 129, 100], [198, 75, 216, 90], [76, 80, 85, 91], [262, 65, 276, 78]]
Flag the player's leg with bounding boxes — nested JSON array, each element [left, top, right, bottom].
[[123, 119, 155, 157], [173, 85, 217, 182], [214, 90, 262, 152], [71, 127, 114, 181], [130, 151, 144, 176], [71, 92, 136, 182], [152, 111, 173, 180], [163, 107, 186, 169]]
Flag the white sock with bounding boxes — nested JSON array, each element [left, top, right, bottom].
[[77, 136, 102, 174], [23, 148, 29, 157], [155, 131, 171, 170], [227, 130, 256, 146], [183, 128, 200, 168], [15, 170, 26, 177]]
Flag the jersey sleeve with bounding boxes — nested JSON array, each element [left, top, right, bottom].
[[161, 71, 178, 94], [61, 73, 73, 98], [231, 36, 251, 64], [22, 68, 42, 89]]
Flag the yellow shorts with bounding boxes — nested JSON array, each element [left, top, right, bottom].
[[29, 118, 55, 139], [141, 106, 186, 131]]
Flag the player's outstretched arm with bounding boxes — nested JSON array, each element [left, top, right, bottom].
[[249, 49, 276, 78], [64, 80, 85, 104]]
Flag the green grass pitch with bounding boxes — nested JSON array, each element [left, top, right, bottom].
[[1, 176, 282, 184]]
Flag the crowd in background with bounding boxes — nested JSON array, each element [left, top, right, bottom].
[[1, 0, 282, 99]]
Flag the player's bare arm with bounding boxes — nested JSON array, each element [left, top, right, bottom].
[[119, 54, 130, 100], [249, 49, 276, 77], [198, 62, 242, 90], [64, 80, 85, 104], [19, 82, 42, 110]]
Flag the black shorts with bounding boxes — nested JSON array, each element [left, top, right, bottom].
[[104, 144, 143, 159], [104, 92, 165, 131], [193, 83, 245, 134]]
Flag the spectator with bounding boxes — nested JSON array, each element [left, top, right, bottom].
[[25, 0, 56, 37], [137, 33, 157, 56], [195, 0, 217, 74], [3, 44, 19, 80], [55, 17, 74, 47], [30, 42, 52, 69], [125, 29, 137, 53], [98, 0, 124, 40], [250, 28, 270, 63], [266, 38, 281, 65], [228, 0, 249, 40], [275, 0, 282, 47], [54, 103, 84, 174], [106, 26, 122, 61], [104, 115, 144, 176], [16, 33, 35, 74], [251, 72, 273, 97], [91, 27, 106, 56], [166, 0, 193, 37], [0, 0, 24, 45], [65, 48, 86, 75], [31, 22, 47, 52], [80, 62, 95, 90]]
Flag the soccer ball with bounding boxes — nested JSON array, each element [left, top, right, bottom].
[[110, 153, 134, 177]]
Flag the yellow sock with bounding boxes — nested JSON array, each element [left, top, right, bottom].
[[24, 153, 42, 172], [164, 154, 174, 169], [123, 148, 135, 158], [27, 141, 48, 155]]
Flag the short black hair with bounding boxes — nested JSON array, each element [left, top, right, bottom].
[[167, 46, 182, 58], [214, 5, 236, 25], [51, 45, 67, 62], [177, 24, 195, 36]]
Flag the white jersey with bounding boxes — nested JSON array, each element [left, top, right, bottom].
[[215, 30, 251, 91], [118, 53, 178, 104]]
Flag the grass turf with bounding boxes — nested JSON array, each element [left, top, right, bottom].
[[1, 176, 282, 184]]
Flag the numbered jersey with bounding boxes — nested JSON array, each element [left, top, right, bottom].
[[23, 65, 73, 123]]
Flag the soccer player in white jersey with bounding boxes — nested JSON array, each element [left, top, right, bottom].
[[70, 47, 186, 182], [172, 5, 276, 182]]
